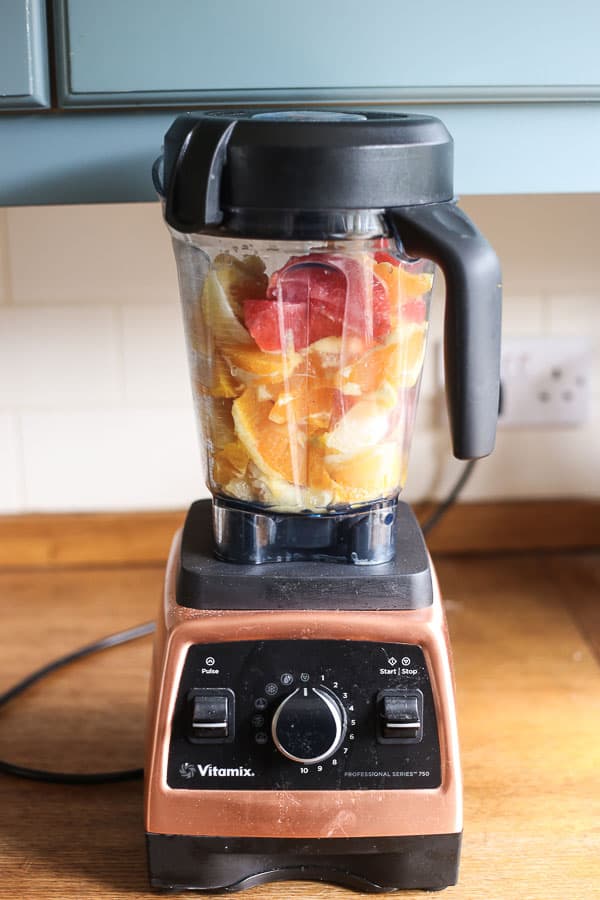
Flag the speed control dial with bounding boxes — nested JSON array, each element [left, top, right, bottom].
[[271, 686, 347, 765]]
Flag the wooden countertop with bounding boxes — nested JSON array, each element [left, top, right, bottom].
[[0, 552, 599, 899]]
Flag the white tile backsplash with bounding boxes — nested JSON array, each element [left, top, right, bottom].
[[502, 294, 546, 335], [0, 306, 121, 408], [0, 195, 599, 513], [21, 408, 207, 511], [426, 427, 600, 500], [120, 303, 191, 405]]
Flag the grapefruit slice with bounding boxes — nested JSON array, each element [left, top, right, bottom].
[[244, 253, 392, 352]]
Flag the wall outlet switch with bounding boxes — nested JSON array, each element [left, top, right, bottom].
[[498, 336, 591, 427], [436, 336, 591, 428]]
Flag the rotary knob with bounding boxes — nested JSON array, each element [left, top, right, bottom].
[[271, 686, 347, 765]]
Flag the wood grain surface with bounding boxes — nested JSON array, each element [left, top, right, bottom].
[[0, 553, 599, 899], [2, 500, 600, 569]]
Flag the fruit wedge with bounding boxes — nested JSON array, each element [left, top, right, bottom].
[[213, 253, 268, 317], [224, 344, 301, 383], [340, 323, 427, 394], [232, 385, 306, 484], [322, 381, 397, 455], [202, 270, 255, 348], [268, 373, 337, 434], [210, 353, 243, 398], [374, 261, 434, 301], [325, 442, 402, 496]]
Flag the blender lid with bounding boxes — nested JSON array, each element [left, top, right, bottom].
[[158, 109, 454, 232]]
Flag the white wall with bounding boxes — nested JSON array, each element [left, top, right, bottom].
[[0, 195, 598, 513]]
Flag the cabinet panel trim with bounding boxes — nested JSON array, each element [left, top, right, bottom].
[[52, 0, 600, 109], [0, 0, 50, 110]]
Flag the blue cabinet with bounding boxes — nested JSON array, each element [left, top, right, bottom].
[[54, 0, 600, 107], [1, 1, 600, 202], [0, 0, 50, 109]]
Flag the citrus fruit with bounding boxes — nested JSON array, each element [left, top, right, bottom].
[[268, 373, 337, 434], [213, 253, 267, 317], [341, 323, 427, 394], [307, 335, 365, 379], [401, 299, 427, 323], [325, 442, 403, 503], [325, 442, 402, 496], [322, 381, 397, 455], [223, 344, 301, 382], [202, 270, 255, 348], [244, 253, 391, 352], [210, 353, 243, 398], [374, 260, 433, 306], [232, 385, 306, 484]]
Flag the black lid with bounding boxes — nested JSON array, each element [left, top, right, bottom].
[[158, 109, 454, 233]]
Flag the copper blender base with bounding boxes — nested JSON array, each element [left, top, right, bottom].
[[144, 525, 462, 891]]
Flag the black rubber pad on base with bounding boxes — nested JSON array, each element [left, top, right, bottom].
[[146, 832, 461, 893]]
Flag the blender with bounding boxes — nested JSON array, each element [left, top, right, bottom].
[[145, 109, 501, 892]]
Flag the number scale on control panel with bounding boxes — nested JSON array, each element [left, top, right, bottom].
[[167, 640, 441, 791]]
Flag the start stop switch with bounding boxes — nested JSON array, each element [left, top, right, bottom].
[[376, 689, 423, 743]]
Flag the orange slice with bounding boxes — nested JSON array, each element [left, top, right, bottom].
[[374, 262, 434, 305], [326, 442, 402, 496], [210, 353, 243, 398], [268, 373, 336, 434], [224, 344, 301, 382], [341, 323, 427, 394], [232, 385, 305, 484]]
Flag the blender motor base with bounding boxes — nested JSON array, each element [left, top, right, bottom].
[[146, 833, 461, 893]]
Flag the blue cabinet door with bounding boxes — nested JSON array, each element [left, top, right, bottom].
[[55, 0, 600, 108], [0, 0, 50, 109]]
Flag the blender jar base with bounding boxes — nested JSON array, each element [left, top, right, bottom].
[[211, 496, 398, 565]]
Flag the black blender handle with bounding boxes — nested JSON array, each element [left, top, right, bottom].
[[387, 203, 502, 460]]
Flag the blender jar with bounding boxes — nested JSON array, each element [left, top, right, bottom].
[[156, 110, 501, 564]]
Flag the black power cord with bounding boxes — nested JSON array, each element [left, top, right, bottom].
[[421, 459, 477, 535], [0, 461, 475, 785], [0, 621, 155, 784]]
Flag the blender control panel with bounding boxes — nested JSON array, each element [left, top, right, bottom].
[[167, 640, 441, 791]]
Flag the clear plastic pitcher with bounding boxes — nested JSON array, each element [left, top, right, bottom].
[[157, 110, 501, 563]]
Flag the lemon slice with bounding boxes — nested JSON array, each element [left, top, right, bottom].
[[202, 270, 254, 347]]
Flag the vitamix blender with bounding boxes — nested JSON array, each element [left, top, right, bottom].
[[145, 110, 501, 892]]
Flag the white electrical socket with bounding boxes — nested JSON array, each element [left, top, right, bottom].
[[498, 336, 591, 427], [436, 335, 591, 427]]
